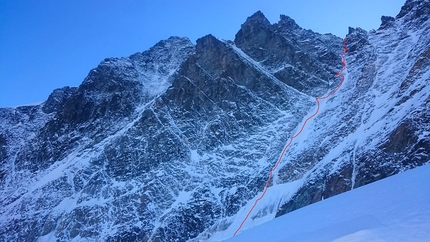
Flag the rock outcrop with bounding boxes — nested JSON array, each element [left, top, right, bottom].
[[0, 1, 429, 241]]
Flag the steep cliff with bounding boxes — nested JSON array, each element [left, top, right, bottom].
[[0, 0, 429, 241]]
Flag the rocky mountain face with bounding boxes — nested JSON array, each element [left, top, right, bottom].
[[274, 0, 430, 218], [1, 0, 429, 241]]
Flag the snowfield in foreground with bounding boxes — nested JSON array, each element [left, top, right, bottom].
[[226, 163, 430, 242]]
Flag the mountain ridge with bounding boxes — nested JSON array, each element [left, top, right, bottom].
[[1, 0, 429, 241]]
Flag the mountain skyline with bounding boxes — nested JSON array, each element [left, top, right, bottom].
[[1, 0, 429, 241], [0, 0, 406, 107]]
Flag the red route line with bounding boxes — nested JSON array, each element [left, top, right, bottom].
[[233, 38, 348, 236]]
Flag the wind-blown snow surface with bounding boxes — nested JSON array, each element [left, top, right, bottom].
[[226, 163, 430, 242], [0, 1, 429, 241]]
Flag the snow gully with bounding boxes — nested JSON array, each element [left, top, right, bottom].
[[233, 38, 349, 236]]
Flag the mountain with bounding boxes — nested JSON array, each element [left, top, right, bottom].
[[1, 0, 429, 241], [226, 163, 430, 242]]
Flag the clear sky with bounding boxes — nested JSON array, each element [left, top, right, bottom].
[[0, 0, 406, 107]]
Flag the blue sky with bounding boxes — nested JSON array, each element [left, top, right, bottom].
[[0, 0, 406, 107]]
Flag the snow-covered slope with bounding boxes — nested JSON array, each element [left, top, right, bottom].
[[227, 163, 430, 242], [0, 0, 429, 241]]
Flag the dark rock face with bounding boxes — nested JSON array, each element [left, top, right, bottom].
[[380, 16, 396, 29], [161, 34, 304, 149], [346, 27, 369, 54], [13, 37, 195, 172], [397, 0, 430, 23], [42, 86, 77, 114], [1, 1, 429, 241], [235, 12, 343, 97]]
